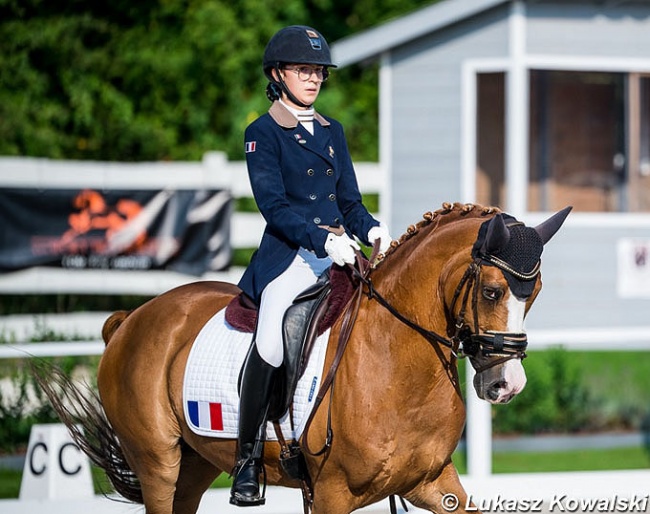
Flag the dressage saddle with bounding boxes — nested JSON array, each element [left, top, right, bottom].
[[225, 265, 356, 421]]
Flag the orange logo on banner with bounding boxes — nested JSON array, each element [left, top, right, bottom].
[[60, 190, 147, 252]]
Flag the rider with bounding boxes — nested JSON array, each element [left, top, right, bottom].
[[230, 25, 392, 506]]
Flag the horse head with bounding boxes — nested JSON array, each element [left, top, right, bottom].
[[446, 206, 572, 404]]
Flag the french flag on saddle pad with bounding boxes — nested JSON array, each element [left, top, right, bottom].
[[187, 400, 224, 431]]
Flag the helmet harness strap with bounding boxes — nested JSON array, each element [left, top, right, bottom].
[[273, 63, 312, 109]]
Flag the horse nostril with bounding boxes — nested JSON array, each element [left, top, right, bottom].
[[487, 380, 507, 400], [493, 380, 507, 389]]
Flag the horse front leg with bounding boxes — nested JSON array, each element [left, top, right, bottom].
[[309, 481, 360, 514], [404, 460, 481, 514]]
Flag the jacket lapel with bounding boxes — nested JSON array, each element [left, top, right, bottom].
[[269, 101, 334, 164]]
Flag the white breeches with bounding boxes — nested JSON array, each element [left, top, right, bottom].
[[256, 248, 332, 367]]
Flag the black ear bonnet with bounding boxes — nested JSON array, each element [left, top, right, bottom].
[[471, 214, 544, 299]]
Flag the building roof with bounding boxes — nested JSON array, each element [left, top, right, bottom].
[[331, 0, 650, 67], [331, 0, 508, 67]]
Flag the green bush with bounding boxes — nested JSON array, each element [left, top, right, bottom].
[[493, 347, 593, 434], [0, 325, 100, 453], [0, 361, 60, 453]]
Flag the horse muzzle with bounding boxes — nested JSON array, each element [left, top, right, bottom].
[[473, 358, 528, 404], [463, 330, 529, 404]]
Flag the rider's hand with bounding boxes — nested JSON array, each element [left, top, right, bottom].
[[368, 222, 392, 254], [324, 232, 360, 266]]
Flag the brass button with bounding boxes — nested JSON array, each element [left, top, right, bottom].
[[326, 168, 334, 176], [309, 193, 317, 200], [328, 193, 336, 201], [307, 169, 315, 176]]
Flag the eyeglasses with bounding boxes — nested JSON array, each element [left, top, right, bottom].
[[283, 65, 329, 82]]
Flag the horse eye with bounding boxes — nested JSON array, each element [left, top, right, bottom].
[[482, 286, 503, 301]]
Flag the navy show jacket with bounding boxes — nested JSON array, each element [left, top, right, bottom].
[[237, 101, 379, 304]]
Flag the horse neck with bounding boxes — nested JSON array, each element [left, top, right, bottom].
[[372, 220, 476, 304], [339, 206, 497, 427], [368, 214, 482, 336], [342, 215, 480, 415]]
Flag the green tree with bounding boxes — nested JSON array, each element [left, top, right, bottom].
[[0, 0, 438, 162]]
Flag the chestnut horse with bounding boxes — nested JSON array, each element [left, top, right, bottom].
[[38, 202, 570, 514]]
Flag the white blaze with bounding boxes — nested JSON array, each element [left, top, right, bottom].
[[500, 293, 528, 400], [506, 293, 527, 333]]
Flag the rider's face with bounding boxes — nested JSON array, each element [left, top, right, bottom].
[[274, 64, 324, 109]]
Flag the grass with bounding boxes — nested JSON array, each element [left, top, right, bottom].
[[0, 469, 20, 499], [453, 446, 650, 475], [1, 447, 648, 500]]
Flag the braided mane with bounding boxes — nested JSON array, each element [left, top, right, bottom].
[[373, 202, 501, 268]]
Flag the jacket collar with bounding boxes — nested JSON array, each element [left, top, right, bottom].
[[269, 100, 330, 128]]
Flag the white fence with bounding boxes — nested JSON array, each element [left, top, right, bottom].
[[0, 153, 386, 295]]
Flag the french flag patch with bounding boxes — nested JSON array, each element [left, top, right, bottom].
[[245, 141, 256, 153], [187, 401, 224, 431]]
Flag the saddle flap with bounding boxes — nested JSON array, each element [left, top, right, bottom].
[[269, 280, 332, 421], [228, 265, 359, 422]]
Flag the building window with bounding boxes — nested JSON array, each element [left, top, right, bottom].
[[628, 74, 650, 211], [529, 70, 626, 212], [475, 70, 650, 213], [475, 72, 506, 208]]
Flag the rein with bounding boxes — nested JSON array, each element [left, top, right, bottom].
[[300, 251, 372, 458], [350, 256, 529, 366], [362, 272, 457, 353]]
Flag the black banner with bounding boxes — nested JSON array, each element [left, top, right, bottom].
[[0, 188, 232, 275]]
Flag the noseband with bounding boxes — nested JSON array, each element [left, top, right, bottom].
[[352, 257, 530, 372]]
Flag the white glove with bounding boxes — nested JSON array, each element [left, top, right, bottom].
[[324, 232, 360, 266], [368, 222, 392, 254]]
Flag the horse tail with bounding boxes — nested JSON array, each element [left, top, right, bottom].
[[102, 310, 131, 346], [31, 360, 144, 504]]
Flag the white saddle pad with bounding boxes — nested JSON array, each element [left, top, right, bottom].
[[182, 308, 330, 441]]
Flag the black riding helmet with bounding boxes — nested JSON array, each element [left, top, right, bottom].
[[263, 25, 337, 107]]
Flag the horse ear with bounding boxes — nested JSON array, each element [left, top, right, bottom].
[[484, 214, 510, 254], [534, 206, 572, 245]]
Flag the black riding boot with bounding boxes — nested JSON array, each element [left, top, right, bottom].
[[230, 344, 276, 507]]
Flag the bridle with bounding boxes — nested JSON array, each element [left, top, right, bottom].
[[351, 255, 532, 372]]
